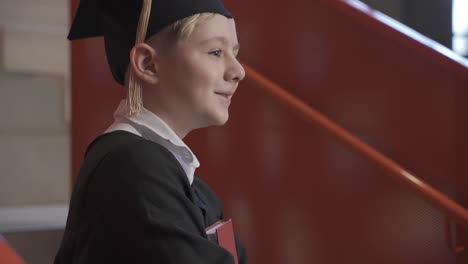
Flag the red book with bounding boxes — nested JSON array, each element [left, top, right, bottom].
[[205, 219, 238, 264]]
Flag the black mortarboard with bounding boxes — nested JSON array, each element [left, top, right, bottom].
[[68, 0, 233, 86]]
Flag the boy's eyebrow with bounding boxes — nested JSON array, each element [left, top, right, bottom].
[[199, 36, 240, 51]]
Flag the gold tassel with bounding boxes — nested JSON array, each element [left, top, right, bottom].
[[127, 0, 153, 115]]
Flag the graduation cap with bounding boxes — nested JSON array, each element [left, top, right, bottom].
[[68, 0, 233, 114]]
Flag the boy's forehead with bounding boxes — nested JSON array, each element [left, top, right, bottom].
[[191, 16, 238, 44]]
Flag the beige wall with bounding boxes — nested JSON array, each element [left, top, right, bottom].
[[0, 1, 70, 262], [0, 0, 70, 208]]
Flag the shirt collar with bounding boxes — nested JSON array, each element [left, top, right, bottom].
[[112, 100, 200, 183]]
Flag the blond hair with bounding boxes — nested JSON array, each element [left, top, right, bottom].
[[128, 10, 216, 115], [167, 13, 216, 40]]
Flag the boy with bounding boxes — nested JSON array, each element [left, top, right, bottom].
[[54, 0, 247, 263]]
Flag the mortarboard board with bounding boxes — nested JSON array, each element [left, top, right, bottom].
[[68, 0, 233, 114]]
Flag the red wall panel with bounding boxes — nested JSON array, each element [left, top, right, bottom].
[[71, 0, 468, 263], [456, 78, 468, 262]]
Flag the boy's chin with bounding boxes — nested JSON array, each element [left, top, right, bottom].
[[215, 113, 230, 126], [204, 113, 230, 128]]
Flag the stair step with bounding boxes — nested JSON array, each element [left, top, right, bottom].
[[0, 205, 67, 264], [2, 28, 69, 76], [0, 0, 68, 32], [0, 72, 68, 133], [2, 229, 64, 264], [0, 134, 70, 207]]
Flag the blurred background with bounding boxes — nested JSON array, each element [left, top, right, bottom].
[[0, 0, 70, 263], [0, 0, 467, 263]]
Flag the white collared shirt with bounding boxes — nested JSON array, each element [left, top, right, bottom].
[[104, 100, 200, 185]]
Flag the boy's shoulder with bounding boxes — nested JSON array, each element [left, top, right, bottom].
[[84, 130, 177, 166], [76, 131, 188, 191], [85, 130, 150, 158]]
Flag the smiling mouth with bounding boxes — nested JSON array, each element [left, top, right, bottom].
[[215, 92, 232, 99]]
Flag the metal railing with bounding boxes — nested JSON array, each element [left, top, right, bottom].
[[243, 63, 468, 232]]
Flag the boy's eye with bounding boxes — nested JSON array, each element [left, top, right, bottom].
[[209, 50, 222, 57]]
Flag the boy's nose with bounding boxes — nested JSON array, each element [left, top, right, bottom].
[[226, 58, 246, 83]]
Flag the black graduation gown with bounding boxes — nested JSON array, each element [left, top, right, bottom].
[[54, 131, 247, 264]]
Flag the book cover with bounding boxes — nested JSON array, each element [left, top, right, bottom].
[[205, 219, 238, 264]]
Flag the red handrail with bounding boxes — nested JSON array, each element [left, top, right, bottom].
[[0, 235, 26, 264], [243, 63, 468, 229]]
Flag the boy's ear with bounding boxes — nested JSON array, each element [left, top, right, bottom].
[[129, 43, 158, 85]]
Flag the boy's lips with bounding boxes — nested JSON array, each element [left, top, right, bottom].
[[215, 91, 234, 104], [214, 91, 234, 97]]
